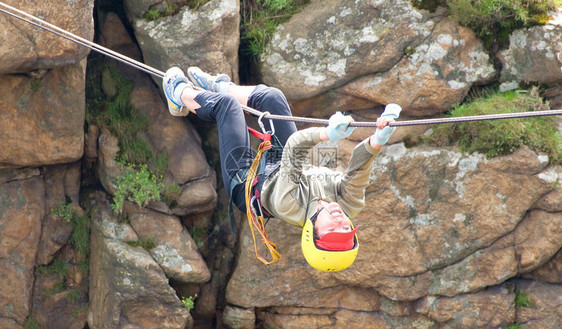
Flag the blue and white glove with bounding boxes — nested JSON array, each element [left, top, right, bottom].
[[374, 103, 401, 145], [327, 112, 355, 142]]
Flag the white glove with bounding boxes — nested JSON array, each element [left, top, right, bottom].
[[327, 112, 355, 142], [374, 104, 401, 145]]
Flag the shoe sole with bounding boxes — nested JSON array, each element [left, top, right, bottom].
[[187, 67, 218, 93], [164, 68, 188, 116]]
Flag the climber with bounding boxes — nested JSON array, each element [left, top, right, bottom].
[[162, 66, 401, 271]]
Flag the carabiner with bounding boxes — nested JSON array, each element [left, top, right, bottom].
[[258, 111, 275, 136], [250, 195, 265, 218]]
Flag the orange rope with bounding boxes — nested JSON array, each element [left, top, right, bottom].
[[244, 140, 281, 265]]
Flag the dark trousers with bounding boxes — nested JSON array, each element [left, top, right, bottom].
[[194, 85, 297, 210]]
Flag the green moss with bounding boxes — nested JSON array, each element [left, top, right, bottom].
[[162, 183, 181, 208], [188, 226, 206, 248], [70, 214, 92, 259], [41, 281, 68, 296], [127, 237, 156, 251], [153, 152, 169, 178], [86, 58, 152, 166], [36, 260, 69, 280], [144, 8, 162, 21], [504, 323, 524, 329], [51, 202, 74, 222], [403, 45, 417, 58], [30, 78, 42, 93], [241, 0, 310, 61], [77, 259, 89, 275], [411, 0, 446, 12], [425, 89, 562, 164], [51, 202, 91, 263], [515, 288, 533, 308], [47, 202, 91, 277], [24, 316, 39, 329], [112, 164, 164, 213], [66, 289, 82, 303], [412, 0, 558, 47], [143, 1, 210, 21]]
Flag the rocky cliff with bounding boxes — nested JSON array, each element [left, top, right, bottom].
[[0, 0, 560, 329]]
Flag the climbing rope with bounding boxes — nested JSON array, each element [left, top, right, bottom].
[[244, 133, 281, 265], [1, 1, 561, 127], [0, 2, 163, 78]]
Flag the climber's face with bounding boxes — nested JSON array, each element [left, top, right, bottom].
[[313, 200, 352, 238]]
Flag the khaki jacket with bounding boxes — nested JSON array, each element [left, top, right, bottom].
[[260, 127, 381, 227]]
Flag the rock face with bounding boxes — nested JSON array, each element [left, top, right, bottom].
[[88, 193, 191, 329], [225, 144, 562, 328], [416, 284, 516, 328], [498, 9, 562, 91], [0, 63, 87, 168], [514, 279, 562, 328], [124, 203, 211, 283], [35, 164, 81, 265], [260, 0, 495, 117], [0, 0, 93, 169], [0, 0, 94, 74], [0, 174, 44, 325], [127, 0, 240, 84], [0, 165, 87, 329]]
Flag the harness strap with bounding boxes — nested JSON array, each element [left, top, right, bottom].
[[248, 126, 271, 142]]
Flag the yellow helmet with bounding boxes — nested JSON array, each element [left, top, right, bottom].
[[301, 217, 359, 272]]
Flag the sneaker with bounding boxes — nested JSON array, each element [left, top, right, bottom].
[[163, 67, 191, 117], [187, 66, 231, 93]]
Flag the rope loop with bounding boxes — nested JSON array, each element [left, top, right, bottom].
[[244, 140, 280, 265]]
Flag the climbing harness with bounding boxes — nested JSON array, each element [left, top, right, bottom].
[[243, 113, 281, 265], [1, 1, 561, 127], [226, 113, 282, 265]]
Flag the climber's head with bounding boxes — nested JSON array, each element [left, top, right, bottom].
[[301, 201, 359, 272]]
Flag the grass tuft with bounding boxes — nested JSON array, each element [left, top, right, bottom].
[[24, 316, 39, 329], [143, 1, 210, 21], [112, 164, 164, 213], [411, 0, 558, 47], [241, 0, 310, 61], [425, 88, 562, 163], [36, 260, 69, 280], [515, 288, 533, 308], [504, 323, 524, 329], [86, 58, 152, 166], [50, 202, 91, 260], [66, 289, 82, 303], [70, 214, 92, 258], [127, 236, 157, 251], [188, 226, 206, 249], [51, 202, 74, 222], [182, 294, 198, 310], [162, 183, 181, 208]]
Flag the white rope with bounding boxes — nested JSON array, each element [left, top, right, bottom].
[[1, 1, 560, 127]]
